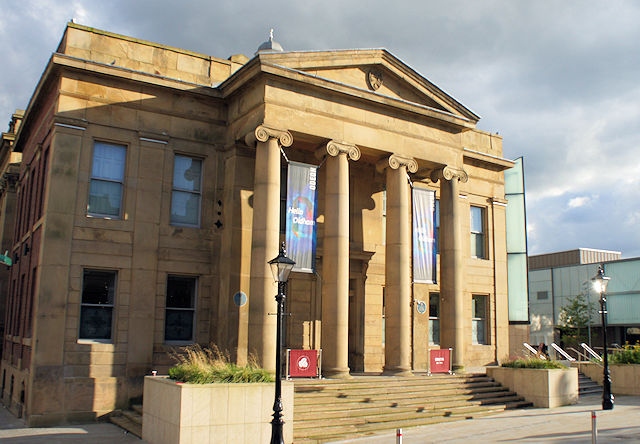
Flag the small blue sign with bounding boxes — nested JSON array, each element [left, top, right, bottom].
[[233, 291, 247, 307]]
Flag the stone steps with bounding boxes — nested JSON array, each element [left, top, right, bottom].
[[109, 404, 142, 439], [292, 374, 533, 443], [579, 371, 603, 396], [108, 374, 533, 443]]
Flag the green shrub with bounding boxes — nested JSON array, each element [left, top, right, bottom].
[[501, 358, 566, 369], [168, 344, 274, 384], [609, 344, 640, 365]]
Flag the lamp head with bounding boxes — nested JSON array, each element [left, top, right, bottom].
[[591, 265, 611, 293], [269, 242, 296, 283]]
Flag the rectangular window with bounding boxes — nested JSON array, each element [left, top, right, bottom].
[[79, 270, 116, 340], [26, 267, 36, 337], [537, 291, 549, 300], [472, 294, 488, 345], [38, 148, 49, 219], [165, 276, 197, 342], [27, 172, 36, 227], [171, 155, 202, 226], [429, 292, 440, 345], [435, 199, 440, 254], [88, 142, 126, 217], [470, 206, 486, 259]]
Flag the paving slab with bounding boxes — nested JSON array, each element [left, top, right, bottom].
[[0, 405, 146, 443]]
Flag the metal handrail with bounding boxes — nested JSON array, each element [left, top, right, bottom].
[[567, 347, 588, 362], [523, 342, 546, 359], [550, 342, 576, 361], [580, 342, 603, 361]]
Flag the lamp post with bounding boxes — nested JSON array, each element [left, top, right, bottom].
[[592, 265, 614, 410], [268, 243, 295, 444]]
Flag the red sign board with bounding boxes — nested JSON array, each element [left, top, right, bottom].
[[429, 348, 452, 374], [288, 349, 319, 378]]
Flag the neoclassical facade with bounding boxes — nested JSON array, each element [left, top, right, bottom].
[[1, 23, 517, 425]]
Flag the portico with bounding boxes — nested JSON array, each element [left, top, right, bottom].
[[229, 45, 515, 375]]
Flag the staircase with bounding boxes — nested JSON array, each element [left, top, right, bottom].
[[109, 403, 143, 439], [108, 374, 533, 443], [578, 371, 603, 396], [292, 374, 532, 443]]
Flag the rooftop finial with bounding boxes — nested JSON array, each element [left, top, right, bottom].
[[256, 28, 284, 54]]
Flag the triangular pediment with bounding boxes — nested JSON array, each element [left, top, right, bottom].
[[252, 49, 479, 124]]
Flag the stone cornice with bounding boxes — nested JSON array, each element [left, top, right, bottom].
[[463, 147, 514, 171]]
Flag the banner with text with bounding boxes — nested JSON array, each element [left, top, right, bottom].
[[412, 188, 436, 283], [286, 162, 318, 273]]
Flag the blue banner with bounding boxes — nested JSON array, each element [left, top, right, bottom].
[[286, 162, 318, 273], [413, 188, 436, 283]]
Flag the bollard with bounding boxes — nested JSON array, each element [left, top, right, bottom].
[[396, 428, 403, 444], [591, 410, 597, 444]]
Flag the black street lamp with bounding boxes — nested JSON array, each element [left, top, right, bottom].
[[592, 265, 614, 410], [268, 243, 295, 444]]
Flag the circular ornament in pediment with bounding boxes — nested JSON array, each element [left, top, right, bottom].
[[367, 69, 384, 91]]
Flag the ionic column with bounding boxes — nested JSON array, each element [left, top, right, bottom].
[[430, 166, 468, 371], [319, 140, 360, 378], [377, 154, 418, 375], [246, 125, 293, 371]]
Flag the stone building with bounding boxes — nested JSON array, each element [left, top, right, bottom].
[[1, 23, 520, 425]]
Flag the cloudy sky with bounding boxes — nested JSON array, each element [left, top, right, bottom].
[[1, 0, 639, 257]]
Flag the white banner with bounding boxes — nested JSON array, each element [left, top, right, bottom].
[[412, 188, 436, 283]]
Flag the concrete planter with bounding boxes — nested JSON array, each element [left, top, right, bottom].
[[486, 366, 578, 408], [142, 376, 294, 444], [576, 362, 640, 395]]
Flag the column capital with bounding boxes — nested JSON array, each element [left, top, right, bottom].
[[319, 140, 361, 161], [245, 125, 293, 147], [376, 154, 418, 174], [430, 166, 468, 183]]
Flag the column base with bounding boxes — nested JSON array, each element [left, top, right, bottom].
[[322, 368, 352, 379], [382, 367, 414, 377]]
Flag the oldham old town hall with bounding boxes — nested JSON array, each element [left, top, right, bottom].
[[0, 23, 529, 425]]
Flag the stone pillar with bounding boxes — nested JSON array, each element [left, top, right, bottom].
[[319, 140, 360, 378], [431, 166, 468, 371], [378, 154, 418, 375], [246, 125, 293, 371]]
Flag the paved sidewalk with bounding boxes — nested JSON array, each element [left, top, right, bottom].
[[0, 405, 146, 443], [329, 394, 640, 443], [1, 395, 639, 443]]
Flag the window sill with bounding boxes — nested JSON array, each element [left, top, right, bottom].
[[76, 340, 115, 349], [164, 340, 195, 346]]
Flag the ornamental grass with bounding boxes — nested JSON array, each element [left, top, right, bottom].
[[168, 344, 274, 384], [501, 357, 566, 369]]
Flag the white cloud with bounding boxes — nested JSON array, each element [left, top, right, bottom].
[[567, 197, 591, 209]]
